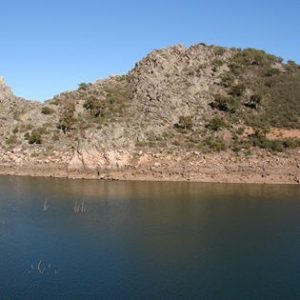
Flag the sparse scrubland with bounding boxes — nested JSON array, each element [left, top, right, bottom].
[[0, 44, 299, 183]]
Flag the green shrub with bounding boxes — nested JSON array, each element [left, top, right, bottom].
[[231, 139, 249, 153], [50, 98, 60, 105], [247, 129, 300, 152], [229, 84, 245, 97], [52, 134, 59, 141], [24, 129, 42, 144], [57, 101, 76, 133], [228, 63, 243, 76], [214, 47, 226, 56], [201, 136, 227, 152], [174, 116, 193, 130], [78, 82, 91, 91], [220, 73, 235, 88], [210, 94, 239, 113], [206, 116, 227, 131], [231, 48, 280, 67], [286, 60, 298, 71], [41, 106, 55, 115], [264, 68, 281, 77], [244, 94, 262, 109], [282, 138, 300, 149], [5, 134, 18, 145], [236, 127, 245, 135], [212, 59, 223, 68], [82, 83, 132, 121], [83, 96, 104, 118]]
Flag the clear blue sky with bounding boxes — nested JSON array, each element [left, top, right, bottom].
[[1, 0, 299, 101]]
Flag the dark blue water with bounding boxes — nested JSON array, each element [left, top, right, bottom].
[[0, 176, 300, 299]]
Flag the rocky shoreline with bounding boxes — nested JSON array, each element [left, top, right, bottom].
[[1, 149, 299, 185]]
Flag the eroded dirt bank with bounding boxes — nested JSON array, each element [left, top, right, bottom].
[[1, 149, 299, 185]]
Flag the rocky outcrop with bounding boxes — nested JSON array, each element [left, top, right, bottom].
[[128, 44, 230, 135], [0, 76, 14, 101]]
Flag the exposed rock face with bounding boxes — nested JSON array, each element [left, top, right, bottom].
[[68, 145, 132, 171], [0, 43, 300, 183], [0, 76, 13, 100], [131, 45, 221, 122]]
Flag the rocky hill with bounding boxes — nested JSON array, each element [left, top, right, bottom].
[[1, 44, 300, 183]]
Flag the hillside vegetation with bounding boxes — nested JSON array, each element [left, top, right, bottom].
[[1, 44, 300, 156]]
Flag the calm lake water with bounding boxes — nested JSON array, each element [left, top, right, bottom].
[[0, 176, 300, 300]]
